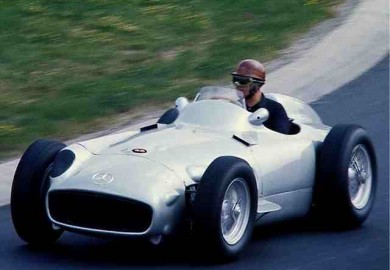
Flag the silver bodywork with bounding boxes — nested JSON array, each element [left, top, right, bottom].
[[46, 87, 331, 238]]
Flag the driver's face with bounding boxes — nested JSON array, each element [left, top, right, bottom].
[[235, 84, 251, 98]]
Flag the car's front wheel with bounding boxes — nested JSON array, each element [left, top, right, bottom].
[[192, 156, 257, 260], [11, 139, 65, 245]]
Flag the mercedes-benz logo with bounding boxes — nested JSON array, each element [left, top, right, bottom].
[[92, 173, 114, 185]]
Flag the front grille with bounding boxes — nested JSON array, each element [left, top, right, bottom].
[[48, 190, 153, 233]]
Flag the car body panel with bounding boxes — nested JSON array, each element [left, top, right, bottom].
[[46, 88, 332, 238], [266, 93, 323, 125], [48, 154, 186, 236]]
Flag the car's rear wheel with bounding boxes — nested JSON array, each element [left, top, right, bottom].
[[11, 139, 65, 245], [348, 144, 374, 209], [314, 124, 377, 229], [192, 156, 257, 260]]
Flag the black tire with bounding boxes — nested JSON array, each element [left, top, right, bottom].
[[11, 139, 66, 245], [157, 108, 179, 124], [192, 156, 257, 259], [314, 124, 377, 229]]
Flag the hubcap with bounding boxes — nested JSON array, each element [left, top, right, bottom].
[[220, 178, 251, 245], [348, 144, 372, 209]]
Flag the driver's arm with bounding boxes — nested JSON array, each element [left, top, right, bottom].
[[267, 102, 291, 134]]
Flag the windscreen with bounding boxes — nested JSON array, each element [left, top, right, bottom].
[[194, 86, 246, 110]]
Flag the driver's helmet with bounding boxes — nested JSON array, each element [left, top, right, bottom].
[[232, 59, 266, 87]]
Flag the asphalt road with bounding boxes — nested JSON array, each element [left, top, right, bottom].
[[0, 56, 388, 269]]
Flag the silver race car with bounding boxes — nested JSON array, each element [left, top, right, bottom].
[[11, 86, 377, 259]]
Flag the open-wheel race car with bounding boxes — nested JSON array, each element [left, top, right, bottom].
[[11, 86, 377, 260]]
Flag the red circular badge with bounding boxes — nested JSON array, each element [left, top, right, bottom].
[[132, 148, 147, 154]]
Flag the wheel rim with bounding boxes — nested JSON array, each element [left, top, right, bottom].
[[348, 144, 372, 209], [220, 178, 251, 245]]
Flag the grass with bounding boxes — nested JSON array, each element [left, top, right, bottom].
[[0, 0, 342, 160]]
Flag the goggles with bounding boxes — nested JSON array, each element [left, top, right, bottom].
[[232, 74, 265, 87]]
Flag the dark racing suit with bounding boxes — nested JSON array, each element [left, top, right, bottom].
[[246, 93, 291, 134]]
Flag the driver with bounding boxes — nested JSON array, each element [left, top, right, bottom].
[[232, 59, 291, 134]]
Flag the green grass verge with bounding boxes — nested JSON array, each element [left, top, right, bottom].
[[0, 0, 342, 160]]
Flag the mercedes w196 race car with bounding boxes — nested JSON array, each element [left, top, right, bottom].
[[11, 86, 377, 259]]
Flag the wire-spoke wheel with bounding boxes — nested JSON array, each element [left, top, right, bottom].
[[221, 178, 251, 245], [348, 144, 373, 209], [315, 124, 377, 229], [193, 156, 257, 260]]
